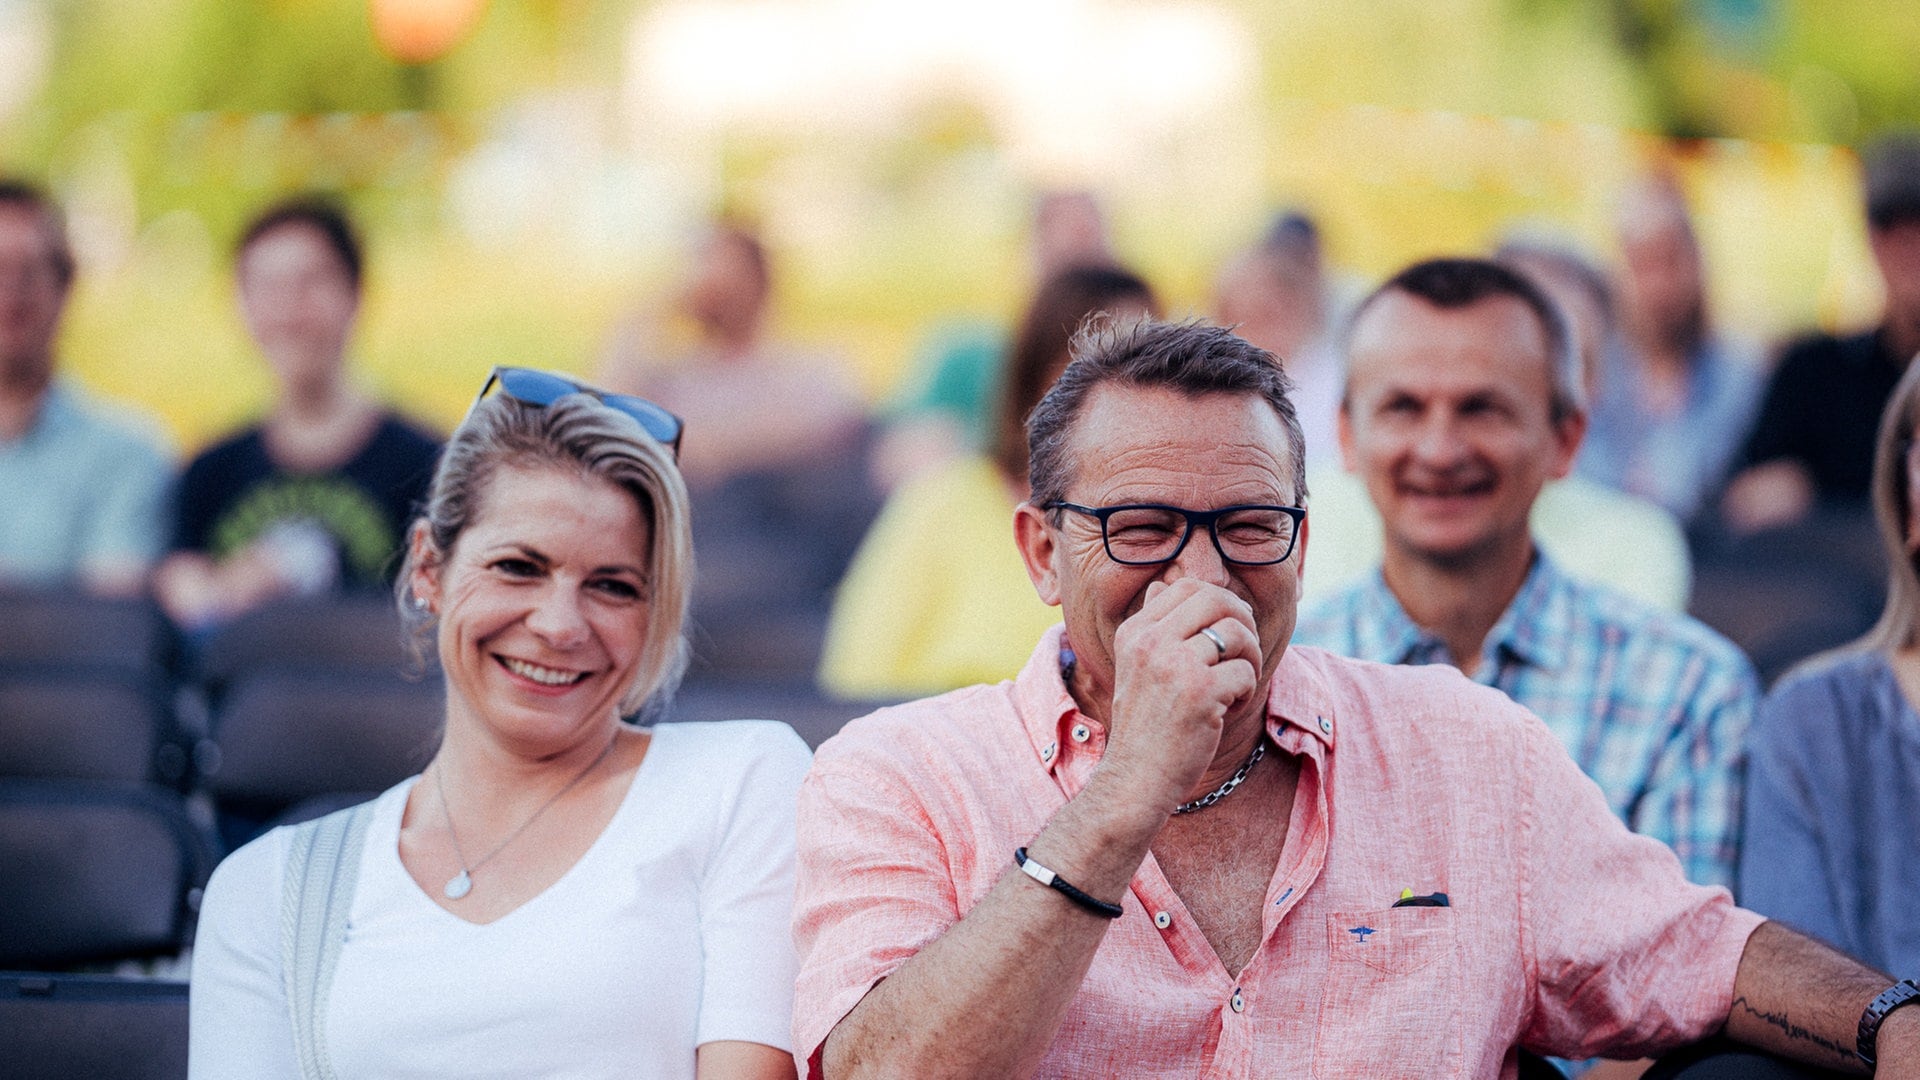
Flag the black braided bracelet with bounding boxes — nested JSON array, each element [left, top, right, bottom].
[[1014, 847, 1124, 919]]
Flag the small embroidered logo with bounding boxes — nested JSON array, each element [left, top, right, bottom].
[[1348, 925, 1376, 943]]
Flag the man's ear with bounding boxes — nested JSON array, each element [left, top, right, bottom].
[[1548, 407, 1588, 481], [1013, 502, 1064, 607], [1336, 406, 1357, 474], [406, 521, 443, 614]]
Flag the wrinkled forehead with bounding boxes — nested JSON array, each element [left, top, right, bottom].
[[1062, 383, 1300, 502]]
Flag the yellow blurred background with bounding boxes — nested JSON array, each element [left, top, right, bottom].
[[2, 0, 1915, 449]]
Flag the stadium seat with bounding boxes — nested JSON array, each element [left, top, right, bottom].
[[0, 781, 213, 969], [194, 594, 420, 689], [200, 668, 440, 829], [0, 668, 183, 785], [0, 589, 170, 676], [0, 974, 189, 1080]]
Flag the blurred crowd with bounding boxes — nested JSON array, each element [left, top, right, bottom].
[[5, 131, 1920, 999]]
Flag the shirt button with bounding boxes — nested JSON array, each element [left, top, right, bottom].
[[1153, 911, 1171, 929], [1318, 715, 1333, 735], [1041, 742, 1056, 762], [1070, 723, 1091, 743], [1230, 989, 1245, 1013]]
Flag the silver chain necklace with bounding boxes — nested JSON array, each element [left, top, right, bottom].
[[1173, 739, 1265, 815], [433, 733, 618, 900]]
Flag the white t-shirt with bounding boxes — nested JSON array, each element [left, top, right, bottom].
[[189, 720, 812, 1079]]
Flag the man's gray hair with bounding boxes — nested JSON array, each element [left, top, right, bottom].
[[1026, 318, 1307, 509]]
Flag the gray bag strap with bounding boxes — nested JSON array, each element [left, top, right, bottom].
[[279, 802, 376, 1080]]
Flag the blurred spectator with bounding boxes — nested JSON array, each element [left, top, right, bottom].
[[1738, 358, 1920, 976], [869, 189, 1116, 491], [0, 179, 170, 596], [1213, 211, 1342, 469], [1296, 257, 1754, 890], [599, 220, 864, 492], [153, 197, 440, 632], [1723, 132, 1920, 533], [601, 219, 874, 676], [1578, 176, 1761, 524], [819, 264, 1156, 699], [1305, 240, 1691, 612]]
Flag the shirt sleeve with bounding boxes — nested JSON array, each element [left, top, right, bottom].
[[694, 722, 814, 1053], [188, 830, 302, 1079], [1736, 674, 1854, 955], [1516, 713, 1765, 1061], [1628, 646, 1756, 891], [790, 734, 962, 1079]]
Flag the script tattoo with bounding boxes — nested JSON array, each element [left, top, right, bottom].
[[1728, 996, 1855, 1063]]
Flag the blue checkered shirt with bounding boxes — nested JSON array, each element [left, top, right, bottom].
[[1293, 554, 1755, 890]]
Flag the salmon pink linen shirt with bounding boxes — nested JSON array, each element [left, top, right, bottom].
[[792, 626, 1764, 1079]]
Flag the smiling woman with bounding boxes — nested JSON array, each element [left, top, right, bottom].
[[188, 377, 810, 1080]]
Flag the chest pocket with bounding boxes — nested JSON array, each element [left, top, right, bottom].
[[1313, 908, 1463, 1078]]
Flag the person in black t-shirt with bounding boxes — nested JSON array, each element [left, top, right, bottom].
[[154, 197, 439, 631], [1722, 133, 1920, 533]]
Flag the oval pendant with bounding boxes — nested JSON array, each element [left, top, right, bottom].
[[444, 870, 472, 900]]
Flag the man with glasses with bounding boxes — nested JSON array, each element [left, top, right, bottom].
[[1294, 258, 1754, 897], [791, 318, 1919, 1078]]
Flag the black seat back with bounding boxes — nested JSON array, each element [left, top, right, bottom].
[[0, 781, 213, 969], [0, 668, 176, 784], [0, 974, 189, 1080]]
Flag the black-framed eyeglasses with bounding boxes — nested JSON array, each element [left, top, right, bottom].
[[471, 367, 683, 459], [1044, 501, 1306, 566]]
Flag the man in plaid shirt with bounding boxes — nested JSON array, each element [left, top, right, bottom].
[[1294, 256, 1755, 891]]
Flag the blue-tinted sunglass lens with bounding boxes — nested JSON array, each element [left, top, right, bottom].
[[495, 367, 579, 406], [607, 398, 681, 445]]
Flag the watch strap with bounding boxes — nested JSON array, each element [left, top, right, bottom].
[[1858, 977, 1920, 1066]]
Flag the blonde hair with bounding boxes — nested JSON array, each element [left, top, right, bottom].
[[1821, 356, 1920, 661], [398, 392, 693, 717]]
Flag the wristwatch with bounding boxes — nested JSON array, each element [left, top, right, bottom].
[[1858, 978, 1920, 1067]]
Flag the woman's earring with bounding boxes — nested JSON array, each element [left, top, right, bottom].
[[412, 593, 430, 612]]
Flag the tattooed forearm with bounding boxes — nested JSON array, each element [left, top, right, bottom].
[[1729, 996, 1856, 1064]]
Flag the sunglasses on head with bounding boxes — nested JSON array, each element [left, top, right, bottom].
[[471, 367, 684, 459]]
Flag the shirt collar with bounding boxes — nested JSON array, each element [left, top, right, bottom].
[[1348, 553, 1569, 675], [1481, 553, 1568, 672], [1012, 624, 1336, 774], [1347, 567, 1431, 666]]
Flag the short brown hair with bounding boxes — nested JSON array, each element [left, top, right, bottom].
[[0, 178, 75, 290], [1346, 256, 1581, 421], [1026, 318, 1306, 509]]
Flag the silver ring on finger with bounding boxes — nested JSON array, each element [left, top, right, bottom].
[[1198, 625, 1227, 663]]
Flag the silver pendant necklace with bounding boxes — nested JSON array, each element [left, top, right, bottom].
[[433, 732, 618, 900], [1173, 739, 1265, 815]]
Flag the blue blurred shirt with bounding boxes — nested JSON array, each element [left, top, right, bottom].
[[1294, 553, 1756, 890], [1740, 649, 1920, 976], [1578, 335, 1763, 524], [0, 380, 171, 587]]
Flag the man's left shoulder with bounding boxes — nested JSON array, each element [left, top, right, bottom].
[[1562, 575, 1757, 687]]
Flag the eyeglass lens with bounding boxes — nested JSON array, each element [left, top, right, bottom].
[[1102, 506, 1298, 565]]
